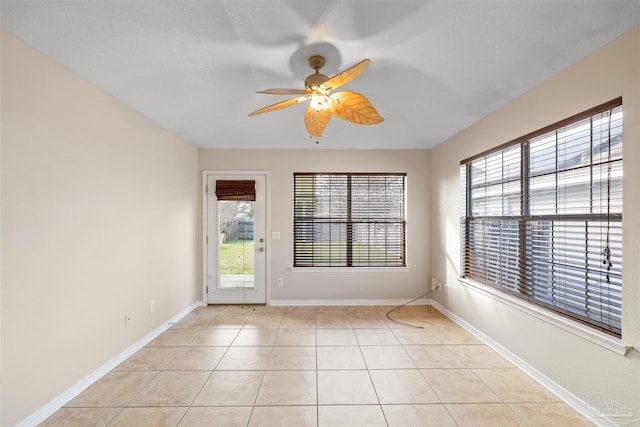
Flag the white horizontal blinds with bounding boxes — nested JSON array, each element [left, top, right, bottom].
[[461, 98, 623, 336], [293, 173, 406, 267], [470, 145, 521, 217]]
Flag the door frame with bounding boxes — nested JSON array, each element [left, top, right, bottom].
[[202, 170, 271, 305]]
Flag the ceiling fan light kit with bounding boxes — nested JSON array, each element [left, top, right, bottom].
[[249, 55, 384, 138]]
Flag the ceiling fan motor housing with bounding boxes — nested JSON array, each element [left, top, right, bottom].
[[305, 72, 329, 88]]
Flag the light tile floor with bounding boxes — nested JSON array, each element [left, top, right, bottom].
[[39, 305, 594, 426]]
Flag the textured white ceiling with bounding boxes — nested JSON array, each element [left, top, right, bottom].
[[1, 1, 639, 149]]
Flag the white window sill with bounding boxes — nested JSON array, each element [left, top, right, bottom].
[[458, 277, 633, 356], [289, 267, 410, 273]]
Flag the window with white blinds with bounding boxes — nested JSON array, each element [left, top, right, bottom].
[[460, 98, 623, 337], [294, 173, 406, 267]]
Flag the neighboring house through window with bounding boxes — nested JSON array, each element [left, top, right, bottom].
[[460, 98, 623, 337]]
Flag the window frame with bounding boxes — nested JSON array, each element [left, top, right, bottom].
[[460, 97, 623, 338], [293, 172, 407, 268]]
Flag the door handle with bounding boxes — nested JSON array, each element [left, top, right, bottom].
[[259, 247, 265, 252]]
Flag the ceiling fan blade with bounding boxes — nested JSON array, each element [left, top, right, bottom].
[[249, 95, 310, 117], [329, 91, 384, 125], [256, 88, 310, 95], [321, 59, 370, 91], [304, 106, 333, 137]]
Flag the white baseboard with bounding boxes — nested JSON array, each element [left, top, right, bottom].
[[269, 298, 431, 306], [17, 301, 202, 427], [430, 300, 616, 427]]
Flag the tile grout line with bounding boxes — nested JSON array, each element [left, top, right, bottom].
[[245, 308, 279, 427], [315, 313, 320, 427]]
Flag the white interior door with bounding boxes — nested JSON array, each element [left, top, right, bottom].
[[206, 173, 266, 304]]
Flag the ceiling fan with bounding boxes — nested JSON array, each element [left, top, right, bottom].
[[249, 55, 384, 137]]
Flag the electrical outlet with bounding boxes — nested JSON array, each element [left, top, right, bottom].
[[431, 277, 439, 291], [124, 314, 132, 326], [277, 278, 284, 287], [150, 300, 156, 313]]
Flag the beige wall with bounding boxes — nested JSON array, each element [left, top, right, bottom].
[[430, 26, 640, 415], [199, 149, 431, 302], [1, 31, 199, 425]]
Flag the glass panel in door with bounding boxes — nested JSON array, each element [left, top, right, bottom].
[[219, 200, 255, 288]]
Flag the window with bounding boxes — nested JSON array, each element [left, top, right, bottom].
[[460, 98, 623, 337], [294, 173, 406, 267]]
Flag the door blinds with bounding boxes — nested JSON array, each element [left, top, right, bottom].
[[215, 180, 256, 201], [460, 98, 623, 336], [293, 173, 406, 267]]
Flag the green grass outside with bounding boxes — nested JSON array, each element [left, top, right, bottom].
[[220, 239, 254, 274]]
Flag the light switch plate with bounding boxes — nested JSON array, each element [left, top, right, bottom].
[[271, 231, 281, 240]]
